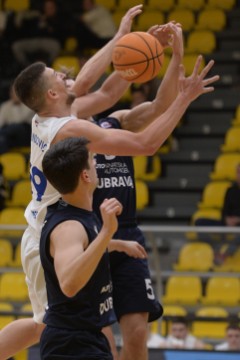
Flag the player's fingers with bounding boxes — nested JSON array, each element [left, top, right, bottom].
[[199, 59, 215, 79], [126, 4, 143, 18], [202, 75, 220, 86], [192, 55, 203, 78], [137, 244, 148, 258]]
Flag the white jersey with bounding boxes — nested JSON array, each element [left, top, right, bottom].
[[25, 114, 75, 233]]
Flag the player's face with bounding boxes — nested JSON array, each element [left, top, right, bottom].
[[88, 152, 98, 189], [45, 67, 76, 105]]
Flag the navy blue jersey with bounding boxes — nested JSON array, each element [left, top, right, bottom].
[[93, 117, 137, 226], [40, 200, 116, 331]]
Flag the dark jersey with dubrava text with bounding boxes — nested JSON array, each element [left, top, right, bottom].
[[93, 117, 137, 225], [40, 200, 116, 331]]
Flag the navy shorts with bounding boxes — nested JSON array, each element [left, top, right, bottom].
[[40, 326, 113, 360], [110, 226, 163, 322]]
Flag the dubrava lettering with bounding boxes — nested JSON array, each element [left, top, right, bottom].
[[31, 133, 47, 152], [98, 176, 134, 188], [99, 297, 113, 315]]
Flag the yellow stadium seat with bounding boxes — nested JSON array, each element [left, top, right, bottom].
[[185, 30, 216, 54], [0, 207, 27, 238], [191, 208, 222, 224], [221, 127, 240, 152], [161, 305, 187, 336], [0, 302, 15, 329], [192, 307, 228, 339], [206, 0, 236, 11], [4, 0, 29, 11], [133, 155, 161, 181], [232, 105, 240, 126], [196, 9, 226, 31], [18, 303, 33, 320], [163, 276, 202, 305], [146, 0, 175, 12], [176, 0, 205, 11], [174, 242, 214, 271], [202, 277, 240, 306], [167, 9, 195, 32], [112, 10, 126, 28], [52, 56, 81, 77], [135, 180, 149, 210], [157, 54, 171, 79], [0, 273, 28, 302], [95, 0, 116, 11], [7, 180, 32, 208], [63, 37, 78, 54], [10, 242, 22, 268], [0, 239, 13, 267], [0, 153, 27, 181], [118, 0, 142, 10], [182, 54, 205, 76], [134, 11, 165, 32], [198, 181, 231, 209], [210, 154, 240, 181]]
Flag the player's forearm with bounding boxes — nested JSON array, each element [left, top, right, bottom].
[[62, 230, 113, 297], [100, 71, 130, 107]]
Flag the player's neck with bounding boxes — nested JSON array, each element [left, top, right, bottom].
[[38, 103, 71, 118], [62, 190, 93, 212]]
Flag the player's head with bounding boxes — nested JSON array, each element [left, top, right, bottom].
[[13, 62, 76, 113], [42, 137, 97, 194]]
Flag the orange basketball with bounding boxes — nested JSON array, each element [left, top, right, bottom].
[[112, 32, 164, 83]]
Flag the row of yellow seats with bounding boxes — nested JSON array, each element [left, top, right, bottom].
[[174, 242, 240, 272], [97, 0, 236, 12], [0, 152, 29, 182], [152, 304, 235, 339], [163, 275, 240, 306], [131, 8, 226, 32], [0, 272, 28, 302], [0, 239, 22, 267], [192, 104, 240, 223]]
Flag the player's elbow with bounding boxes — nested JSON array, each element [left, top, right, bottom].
[[141, 143, 157, 156], [60, 280, 84, 298]]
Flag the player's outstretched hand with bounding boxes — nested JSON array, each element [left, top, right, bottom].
[[179, 55, 220, 102], [148, 21, 183, 58], [117, 5, 143, 38], [119, 241, 148, 259], [100, 198, 123, 237]]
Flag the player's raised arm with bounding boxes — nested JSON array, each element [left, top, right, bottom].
[[71, 5, 143, 97], [56, 56, 219, 156]]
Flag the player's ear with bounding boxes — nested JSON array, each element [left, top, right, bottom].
[[47, 88, 58, 99], [81, 169, 90, 183]]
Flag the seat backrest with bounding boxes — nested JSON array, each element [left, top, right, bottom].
[[118, 0, 141, 10], [134, 11, 165, 31], [207, 0, 236, 11], [196, 9, 226, 31], [198, 181, 231, 209], [211, 154, 240, 181], [0, 239, 13, 267], [222, 127, 240, 152], [164, 276, 202, 303], [147, 0, 175, 11], [4, 0, 29, 11], [191, 208, 222, 224], [177, 0, 205, 10], [0, 302, 15, 329], [9, 180, 32, 208], [135, 180, 149, 210], [205, 277, 240, 305], [167, 9, 195, 31], [0, 153, 27, 181], [95, 0, 116, 11], [186, 30, 216, 54], [0, 273, 28, 301], [175, 242, 214, 271], [192, 306, 228, 338], [182, 54, 205, 76], [0, 207, 26, 238]]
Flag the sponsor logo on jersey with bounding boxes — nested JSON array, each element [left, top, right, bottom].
[[99, 296, 113, 315]]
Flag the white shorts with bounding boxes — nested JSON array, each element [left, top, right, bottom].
[[21, 226, 47, 324]]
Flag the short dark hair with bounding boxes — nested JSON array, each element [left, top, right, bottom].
[[227, 323, 240, 331], [13, 62, 47, 112], [42, 137, 90, 194], [171, 317, 189, 327]]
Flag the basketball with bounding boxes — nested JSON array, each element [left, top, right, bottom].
[[112, 32, 164, 83]]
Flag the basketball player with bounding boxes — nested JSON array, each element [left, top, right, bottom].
[[0, 17, 219, 360], [40, 136, 122, 360]]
